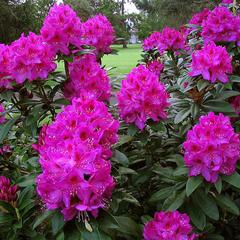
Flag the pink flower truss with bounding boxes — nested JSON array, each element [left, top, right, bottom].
[[183, 112, 240, 183], [36, 96, 119, 221], [64, 54, 111, 101], [143, 211, 198, 240], [82, 14, 115, 54], [142, 32, 162, 51], [10, 32, 56, 84], [41, 4, 82, 55], [146, 60, 164, 77], [202, 6, 238, 43], [0, 176, 18, 203], [189, 41, 232, 83], [189, 8, 210, 26], [0, 103, 5, 124], [0, 44, 13, 89], [231, 96, 240, 115], [117, 65, 169, 130], [158, 27, 187, 54]]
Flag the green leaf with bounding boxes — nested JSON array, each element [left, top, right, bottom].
[[119, 167, 137, 175], [18, 186, 34, 210], [113, 216, 141, 237], [215, 178, 222, 194], [112, 150, 129, 167], [33, 210, 54, 229], [188, 201, 206, 230], [216, 90, 240, 100], [173, 166, 188, 176], [197, 80, 209, 91], [207, 234, 224, 240], [115, 135, 133, 147], [216, 195, 239, 215], [127, 124, 138, 136], [222, 172, 240, 188], [202, 100, 234, 113], [52, 211, 65, 235], [174, 108, 191, 124], [0, 117, 18, 144], [230, 75, 240, 83], [186, 176, 203, 197], [164, 190, 186, 211], [193, 190, 219, 220], [149, 187, 173, 202], [0, 200, 15, 214], [16, 174, 36, 187], [0, 213, 14, 225]]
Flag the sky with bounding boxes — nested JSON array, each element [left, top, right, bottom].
[[125, 1, 139, 14]]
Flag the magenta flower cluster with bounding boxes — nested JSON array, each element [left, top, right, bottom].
[[189, 41, 232, 83], [117, 65, 169, 130], [10, 33, 56, 84], [36, 96, 119, 221], [189, 8, 210, 26], [0, 176, 18, 203], [183, 112, 240, 183], [64, 54, 111, 102], [40, 3, 83, 55], [0, 44, 13, 89], [146, 60, 164, 77], [0, 103, 5, 124], [201, 7, 239, 44], [157, 27, 186, 54], [82, 14, 115, 54], [142, 32, 162, 51], [143, 211, 198, 240]]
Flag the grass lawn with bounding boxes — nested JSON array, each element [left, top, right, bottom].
[[57, 44, 142, 78]]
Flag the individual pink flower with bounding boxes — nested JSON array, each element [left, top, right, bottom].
[[117, 65, 169, 130], [143, 211, 198, 240], [82, 14, 115, 54], [146, 60, 164, 77], [189, 8, 210, 26], [35, 95, 119, 221], [41, 3, 82, 55], [0, 145, 11, 155], [183, 112, 240, 183], [189, 41, 232, 83], [10, 32, 56, 84], [64, 54, 111, 101], [142, 32, 162, 51], [231, 96, 240, 115], [0, 176, 18, 203], [158, 27, 187, 54], [0, 103, 5, 124], [0, 44, 14, 89], [202, 6, 238, 43]]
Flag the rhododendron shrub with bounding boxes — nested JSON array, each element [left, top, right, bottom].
[[2, 1, 240, 239]]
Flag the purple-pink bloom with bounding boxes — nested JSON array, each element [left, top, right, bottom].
[[222, 0, 233, 3], [35, 95, 119, 221], [82, 14, 115, 54], [0, 145, 11, 155], [0, 103, 5, 124], [0, 176, 18, 203], [202, 6, 238, 43], [146, 60, 164, 77], [0, 44, 14, 89], [183, 112, 240, 183], [64, 54, 111, 102], [158, 27, 187, 54], [142, 32, 162, 51], [10, 32, 56, 84], [41, 3, 83, 55], [189, 8, 210, 26], [117, 65, 169, 130], [189, 41, 232, 83], [143, 211, 198, 240]]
